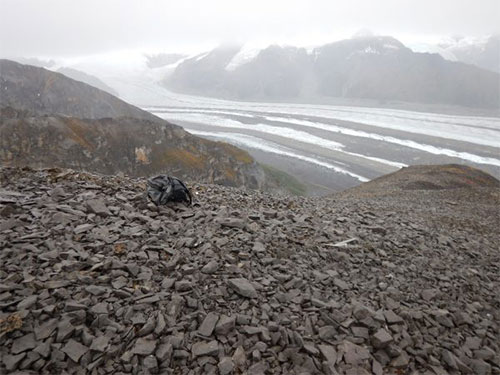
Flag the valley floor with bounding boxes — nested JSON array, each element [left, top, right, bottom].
[[122, 87, 500, 196]]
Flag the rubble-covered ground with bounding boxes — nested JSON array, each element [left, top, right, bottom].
[[0, 166, 498, 375]]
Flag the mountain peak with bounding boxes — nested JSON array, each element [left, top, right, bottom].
[[352, 28, 376, 39]]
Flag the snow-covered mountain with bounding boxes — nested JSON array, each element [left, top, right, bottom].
[[408, 35, 499, 73], [16, 34, 497, 109], [162, 36, 500, 109]]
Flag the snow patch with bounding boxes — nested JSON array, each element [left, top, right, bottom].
[[194, 52, 210, 61], [225, 45, 263, 71], [408, 43, 457, 61], [363, 47, 380, 54]]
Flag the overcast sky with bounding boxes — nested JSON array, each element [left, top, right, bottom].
[[1, 0, 499, 58]]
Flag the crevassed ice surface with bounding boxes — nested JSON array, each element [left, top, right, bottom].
[[106, 79, 500, 185]]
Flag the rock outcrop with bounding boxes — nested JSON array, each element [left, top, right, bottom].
[[0, 107, 265, 189], [0, 60, 270, 191]]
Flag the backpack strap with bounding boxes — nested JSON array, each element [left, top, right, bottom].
[[174, 177, 192, 205]]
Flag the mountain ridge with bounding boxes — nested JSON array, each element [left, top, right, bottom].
[[0, 59, 275, 191], [56, 67, 119, 97], [163, 36, 500, 109]]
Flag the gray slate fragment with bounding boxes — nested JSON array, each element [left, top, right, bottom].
[[333, 278, 349, 290], [201, 260, 219, 274], [215, 315, 236, 335], [247, 361, 269, 375], [56, 319, 75, 342], [4, 353, 26, 371], [11, 333, 37, 354], [86, 199, 111, 216], [227, 278, 257, 298], [35, 319, 58, 340], [232, 345, 247, 368], [372, 328, 393, 349], [390, 352, 409, 368], [61, 339, 89, 363], [156, 343, 173, 363], [17, 295, 37, 310], [34, 342, 51, 358], [90, 302, 108, 314], [220, 218, 247, 229], [154, 312, 166, 335], [318, 345, 337, 365], [218, 357, 235, 375], [318, 325, 336, 340], [175, 280, 192, 292], [131, 337, 157, 355], [143, 355, 158, 369], [192, 340, 219, 357], [90, 336, 109, 352], [198, 312, 219, 336], [384, 310, 403, 324], [421, 288, 440, 301], [65, 300, 87, 311], [74, 223, 94, 234], [137, 315, 156, 336]]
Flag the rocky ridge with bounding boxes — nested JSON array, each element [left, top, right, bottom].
[[0, 107, 265, 190], [0, 60, 272, 191], [0, 166, 499, 374], [0, 59, 155, 121]]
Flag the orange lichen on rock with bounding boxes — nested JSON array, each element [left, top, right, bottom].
[[0, 313, 23, 333]]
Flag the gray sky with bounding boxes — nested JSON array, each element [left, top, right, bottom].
[[1, 0, 499, 58]]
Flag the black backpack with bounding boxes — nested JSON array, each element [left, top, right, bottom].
[[147, 175, 192, 206]]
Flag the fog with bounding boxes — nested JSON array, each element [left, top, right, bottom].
[[1, 0, 499, 58]]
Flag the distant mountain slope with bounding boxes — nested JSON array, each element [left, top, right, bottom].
[[0, 59, 270, 190], [441, 35, 500, 74], [166, 45, 241, 96], [0, 107, 265, 187], [144, 53, 187, 68], [163, 36, 500, 109], [57, 67, 119, 96], [313, 36, 499, 108], [0, 59, 156, 120]]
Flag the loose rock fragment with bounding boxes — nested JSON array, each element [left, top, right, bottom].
[[201, 260, 219, 274], [131, 338, 157, 355], [90, 336, 109, 352], [61, 339, 89, 363], [192, 340, 219, 358], [218, 357, 234, 375], [86, 199, 111, 216], [198, 312, 219, 337], [227, 278, 257, 298], [4, 353, 26, 372], [371, 328, 393, 349], [11, 333, 37, 354], [215, 315, 235, 335]]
